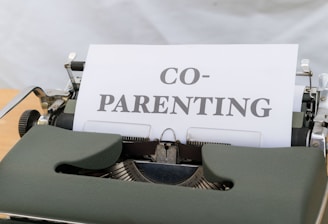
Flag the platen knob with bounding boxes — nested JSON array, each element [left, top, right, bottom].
[[18, 109, 41, 137]]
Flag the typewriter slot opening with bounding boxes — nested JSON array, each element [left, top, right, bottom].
[[55, 146, 233, 191]]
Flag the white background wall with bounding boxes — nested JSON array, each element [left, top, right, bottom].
[[0, 0, 327, 90]]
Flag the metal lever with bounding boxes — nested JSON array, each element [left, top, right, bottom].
[[0, 86, 47, 119], [152, 128, 179, 164], [64, 52, 79, 92], [0, 86, 70, 119], [296, 59, 313, 91]]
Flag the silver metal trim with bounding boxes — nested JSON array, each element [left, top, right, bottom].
[[0, 86, 46, 119], [1, 213, 85, 224]]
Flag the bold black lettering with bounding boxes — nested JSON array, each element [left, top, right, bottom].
[[97, 94, 115, 111], [132, 95, 150, 113], [112, 95, 129, 112], [213, 97, 225, 116], [153, 96, 169, 113], [180, 68, 200, 85], [160, 67, 178, 85], [171, 96, 193, 115], [226, 98, 250, 117], [251, 98, 272, 117], [194, 97, 213, 115]]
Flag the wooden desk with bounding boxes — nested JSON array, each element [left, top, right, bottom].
[[0, 89, 42, 160]]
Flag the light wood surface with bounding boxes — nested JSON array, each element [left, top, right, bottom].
[[0, 89, 43, 160]]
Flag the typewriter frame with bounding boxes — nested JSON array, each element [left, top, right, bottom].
[[0, 54, 328, 224]]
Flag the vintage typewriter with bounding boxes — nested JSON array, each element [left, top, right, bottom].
[[0, 54, 327, 224]]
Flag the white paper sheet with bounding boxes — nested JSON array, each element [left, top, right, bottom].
[[73, 44, 298, 147]]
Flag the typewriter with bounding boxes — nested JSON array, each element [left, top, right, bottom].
[[0, 53, 327, 224]]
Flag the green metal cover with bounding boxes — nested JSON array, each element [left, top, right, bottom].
[[0, 125, 326, 224]]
